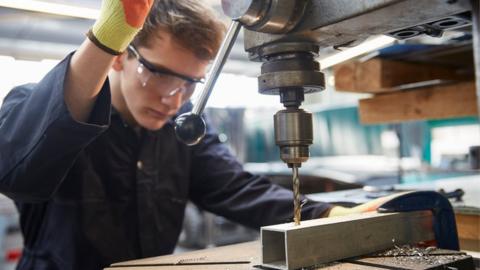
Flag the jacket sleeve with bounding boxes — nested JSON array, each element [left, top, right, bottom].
[[0, 53, 111, 203], [189, 120, 332, 229]]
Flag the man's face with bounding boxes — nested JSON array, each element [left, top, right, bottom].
[[114, 32, 209, 131]]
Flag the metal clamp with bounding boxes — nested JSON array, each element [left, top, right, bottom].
[[378, 191, 460, 250]]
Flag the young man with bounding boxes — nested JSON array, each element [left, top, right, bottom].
[[0, 1, 332, 269]]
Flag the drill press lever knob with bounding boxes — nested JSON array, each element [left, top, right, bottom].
[[174, 112, 206, 146]]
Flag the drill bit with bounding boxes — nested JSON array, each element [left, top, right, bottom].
[[292, 165, 301, 225]]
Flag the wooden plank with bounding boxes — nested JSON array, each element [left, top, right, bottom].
[[456, 213, 480, 251], [358, 81, 478, 124], [333, 58, 471, 93], [261, 211, 434, 270], [456, 213, 480, 241]]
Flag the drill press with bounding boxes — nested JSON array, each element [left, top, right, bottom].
[[210, 0, 472, 225], [175, 0, 325, 225]]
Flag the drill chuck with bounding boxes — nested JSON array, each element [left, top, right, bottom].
[[274, 108, 313, 166]]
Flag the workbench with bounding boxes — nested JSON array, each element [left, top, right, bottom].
[[106, 241, 475, 270]]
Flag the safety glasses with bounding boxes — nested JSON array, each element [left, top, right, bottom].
[[127, 45, 205, 96]]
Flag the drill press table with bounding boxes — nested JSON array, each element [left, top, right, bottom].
[[105, 241, 475, 270]]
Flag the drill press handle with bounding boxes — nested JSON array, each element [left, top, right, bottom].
[[174, 21, 241, 145]]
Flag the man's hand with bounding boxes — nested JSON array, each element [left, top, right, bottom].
[[65, 0, 154, 122], [327, 191, 411, 217], [89, 0, 154, 55]]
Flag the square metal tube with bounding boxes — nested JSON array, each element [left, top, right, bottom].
[[261, 211, 435, 270]]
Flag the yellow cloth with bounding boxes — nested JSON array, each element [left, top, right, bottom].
[[91, 0, 150, 54], [328, 192, 411, 217]]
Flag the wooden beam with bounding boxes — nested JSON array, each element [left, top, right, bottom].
[[334, 58, 471, 93], [456, 212, 480, 251], [261, 211, 434, 270], [358, 81, 478, 124]]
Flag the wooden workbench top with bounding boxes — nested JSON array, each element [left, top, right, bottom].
[[105, 241, 474, 270], [105, 241, 373, 269], [106, 241, 261, 270]]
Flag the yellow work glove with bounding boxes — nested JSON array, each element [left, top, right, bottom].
[[87, 0, 154, 55], [328, 192, 411, 217]]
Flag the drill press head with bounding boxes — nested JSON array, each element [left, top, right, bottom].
[[221, 0, 308, 34], [221, 0, 325, 168], [257, 43, 325, 168]]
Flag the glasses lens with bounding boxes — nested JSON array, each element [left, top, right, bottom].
[[153, 73, 182, 89], [137, 65, 195, 95], [167, 87, 185, 96], [137, 64, 151, 87]]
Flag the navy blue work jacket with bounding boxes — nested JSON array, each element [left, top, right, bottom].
[[0, 53, 331, 270]]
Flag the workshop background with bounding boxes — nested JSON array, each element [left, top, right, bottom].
[[0, 1, 479, 270]]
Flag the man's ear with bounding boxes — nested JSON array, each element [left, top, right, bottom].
[[112, 52, 127, 71]]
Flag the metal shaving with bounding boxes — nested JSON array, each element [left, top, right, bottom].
[[374, 245, 468, 266], [379, 245, 434, 257]]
